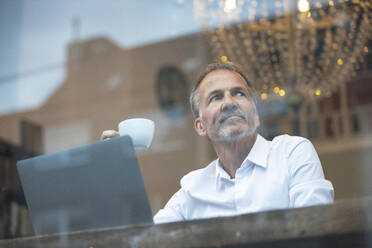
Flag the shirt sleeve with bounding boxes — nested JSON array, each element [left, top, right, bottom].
[[288, 138, 334, 207], [153, 189, 187, 224]]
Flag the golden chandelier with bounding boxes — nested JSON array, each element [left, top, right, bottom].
[[194, 0, 372, 102]]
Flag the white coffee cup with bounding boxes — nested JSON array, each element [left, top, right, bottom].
[[118, 118, 155, 151]]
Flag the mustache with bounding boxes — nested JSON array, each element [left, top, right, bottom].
[[218, 109, 246, 123]]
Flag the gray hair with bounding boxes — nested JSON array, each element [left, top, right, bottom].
[[189, 62, 255, 118]]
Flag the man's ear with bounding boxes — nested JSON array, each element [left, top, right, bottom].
[[194, 117, 206, 136], [255, 113, 260, 127], [254, 105, 260, 128]]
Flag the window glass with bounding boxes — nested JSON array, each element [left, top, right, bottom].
[[0, 0, 371, 244]]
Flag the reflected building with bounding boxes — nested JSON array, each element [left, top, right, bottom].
[[0, 33, 211, 237]]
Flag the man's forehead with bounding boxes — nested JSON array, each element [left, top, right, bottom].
[[199, 70, 250, 94]]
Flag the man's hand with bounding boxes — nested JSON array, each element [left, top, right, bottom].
[[100, 130, 119, 141]]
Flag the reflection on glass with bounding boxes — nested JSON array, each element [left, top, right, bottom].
[[0, 1, 370, 246]]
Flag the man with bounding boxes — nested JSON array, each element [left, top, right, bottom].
[[101, 62, 334, 224]]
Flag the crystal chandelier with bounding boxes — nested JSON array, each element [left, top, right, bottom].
[[194, 0, 372, 103]]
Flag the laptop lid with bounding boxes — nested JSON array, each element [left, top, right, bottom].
[[17, 135, 153, 235]]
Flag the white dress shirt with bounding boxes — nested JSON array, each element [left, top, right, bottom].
[[153, 134, 334, 224]]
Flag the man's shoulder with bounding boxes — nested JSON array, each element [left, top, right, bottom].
[[272, 134, 309, 143], [180, 160, 217, 191], [271, 134, 313, 157]]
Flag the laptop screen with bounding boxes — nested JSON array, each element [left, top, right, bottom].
[[17, 135, 153, 235]]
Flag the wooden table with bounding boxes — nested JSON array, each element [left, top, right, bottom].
[[1, 197, 371, 248]]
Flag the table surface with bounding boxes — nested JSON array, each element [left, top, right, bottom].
[[1, 197, 372, 248]]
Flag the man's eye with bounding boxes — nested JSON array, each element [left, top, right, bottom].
[[209, 95, 221, 103], [235, 91, 246, 97]]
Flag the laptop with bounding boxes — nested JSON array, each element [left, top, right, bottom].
[[17, 135, 153, 235]]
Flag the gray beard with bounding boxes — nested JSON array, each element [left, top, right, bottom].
[[208, 114, 259, 143], [201, 104, 260, 143], [211, 122, 257, 142]]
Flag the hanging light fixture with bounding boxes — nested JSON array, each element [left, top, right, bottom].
[[193, 0, 372, 102]]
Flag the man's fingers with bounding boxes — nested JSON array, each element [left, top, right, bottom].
[[100, 130, 119, 141]]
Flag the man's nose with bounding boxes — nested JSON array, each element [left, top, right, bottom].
[[220, 94, 237, 112]]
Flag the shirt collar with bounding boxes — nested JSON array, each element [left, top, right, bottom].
[[243, 134, 270, 169], [216, 159, 231, 179], [215, 134, 270, 179]]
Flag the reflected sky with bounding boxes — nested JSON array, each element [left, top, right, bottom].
[[0, 0, 199, 114]]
